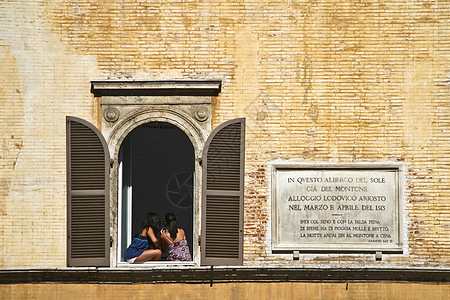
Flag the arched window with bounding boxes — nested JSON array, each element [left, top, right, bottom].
[[66, 81, 245, 267]]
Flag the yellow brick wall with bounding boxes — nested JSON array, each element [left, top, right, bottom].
[[0, 0, 448, 268]]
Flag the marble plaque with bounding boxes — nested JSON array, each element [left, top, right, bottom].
[[272, 165, 403, 252]]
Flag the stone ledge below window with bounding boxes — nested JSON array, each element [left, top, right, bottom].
[[1, 267, 448, 284]]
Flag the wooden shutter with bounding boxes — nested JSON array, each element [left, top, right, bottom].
[[201, 118, 245, 265], [66, 116, 110, 267]]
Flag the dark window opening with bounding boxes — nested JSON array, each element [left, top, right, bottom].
[[118, 122, 194, 262]]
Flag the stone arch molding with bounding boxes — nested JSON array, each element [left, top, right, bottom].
[[108, 107, 207, 160]]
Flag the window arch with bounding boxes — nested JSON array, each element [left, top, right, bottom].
[[106, 108, 206, 265]]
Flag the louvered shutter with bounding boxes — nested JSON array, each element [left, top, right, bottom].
[[66, 116, 110, 267], [201, 118, 245, 265]]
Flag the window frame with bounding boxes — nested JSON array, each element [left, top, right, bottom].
[[67, 113, 245, 267], [115, 122, 197, 266], [67, 80, 246, 267]]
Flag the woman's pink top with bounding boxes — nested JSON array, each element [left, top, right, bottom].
[[163, 229, 192, 261]]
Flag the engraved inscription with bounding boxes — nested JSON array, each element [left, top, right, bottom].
[[273, 167, 402, 252]]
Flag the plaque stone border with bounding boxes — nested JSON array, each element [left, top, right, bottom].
[[271, 162, 405, 254]]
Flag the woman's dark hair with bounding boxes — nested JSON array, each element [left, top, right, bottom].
[[137, 212, 161, 247], [164, 213, 178, 240]]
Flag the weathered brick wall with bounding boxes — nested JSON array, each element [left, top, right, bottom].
[[0, 0, 448, 267]]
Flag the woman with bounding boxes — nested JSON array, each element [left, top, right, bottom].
[[160, 213, 192, 261], [124, 212, 162, 263]]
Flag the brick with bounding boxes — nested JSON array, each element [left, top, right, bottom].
[[0, 0, 448, 268]]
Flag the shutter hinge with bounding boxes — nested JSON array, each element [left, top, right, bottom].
[[198, 157, 203, 166], [110, 159, 114, 168], [198, 235, 201, 246], [110, 236, 113, 247]]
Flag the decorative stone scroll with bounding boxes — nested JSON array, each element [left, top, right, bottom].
[[103, 107, 120, 123], [272, 163, 403, 252]]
